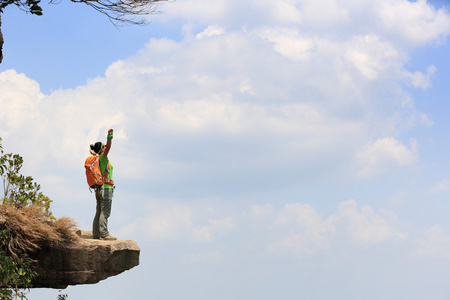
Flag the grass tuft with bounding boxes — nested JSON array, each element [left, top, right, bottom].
[[0, 204, 79, 256]]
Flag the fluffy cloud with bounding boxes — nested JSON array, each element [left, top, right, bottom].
[[253, 200, 407, 254], [411, 225, 450, 259], [116, 201, 238, 241], [161, 0, 450, 47], [1, 0, 449, 216], [355, 137, 418, 178], [0, 52, 429, 203], [118, 200, 407, 257], [3, 2, 450, 298], [0, 70, 45, 139], [377, 0, 450, 45], [250, 203, 335, 255], [426, 178, 450, 197], [331, 200, 407, 245]]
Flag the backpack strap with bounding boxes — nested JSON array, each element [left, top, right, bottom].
[[101, 157, 114, 186]]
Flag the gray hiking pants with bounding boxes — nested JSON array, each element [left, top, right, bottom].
[[93, 187, 113, 239]]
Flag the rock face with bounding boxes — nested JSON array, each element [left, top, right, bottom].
[[31, 230, 140, 289]]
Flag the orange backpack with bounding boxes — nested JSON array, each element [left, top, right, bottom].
[[85, 155, 114, 189]]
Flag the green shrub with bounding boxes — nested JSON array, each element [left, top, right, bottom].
[[0, 137, 61, 299]]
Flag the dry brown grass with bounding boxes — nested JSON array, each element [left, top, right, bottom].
[[0, 204, 80, 255]]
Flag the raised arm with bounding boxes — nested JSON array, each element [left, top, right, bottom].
[[103, 128, 114, 158]]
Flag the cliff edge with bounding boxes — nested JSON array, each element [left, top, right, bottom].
[[32, 230, 140, 289], [0, 205, 140, 290]]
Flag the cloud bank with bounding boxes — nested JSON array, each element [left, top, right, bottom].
[[2, 1, 450, 298], [2, 0, 447, 189]]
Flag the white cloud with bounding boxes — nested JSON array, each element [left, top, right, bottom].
[[297, 0, 349, 25], [404, 65, 436, 89], [332, 200, 407, 245], [250, 200, 407, 255], [426, 178, 450, 197], [0, 17, 433, 192], [255, 27, 314, 62], [263, 203, 335, 255], [161, 0, 450, 48], [411, 225, 450, 259], [117, 199, 408, 256], [139, 203, 193, 240], [377, 0, 450, 45], [356, 137, 418, 178], [388, 189, 409, 206], [191, 216, 238, 241], [4, 2, 450, 297], [196, 25, 225, 39], [0, 70, 45, 136], [160, 0, 227, 23], [419, 112, 434, 127], [117, 202, 238, 241], [181, 251, 223, 266], [1, 0, 448, 218], [344, 33, 403, 80]]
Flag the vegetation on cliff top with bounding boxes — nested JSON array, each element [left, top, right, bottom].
[[0, 137, 77, 299]]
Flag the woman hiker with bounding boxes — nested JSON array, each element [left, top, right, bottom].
[[90, 128, 117, 241]]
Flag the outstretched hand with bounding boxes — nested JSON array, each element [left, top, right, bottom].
[[104, 129, 114, 158]]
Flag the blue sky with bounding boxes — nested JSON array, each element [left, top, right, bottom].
[[2, 0, 450, 299]]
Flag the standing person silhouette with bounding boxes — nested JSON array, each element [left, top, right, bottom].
[[90, 128, 117, 240]]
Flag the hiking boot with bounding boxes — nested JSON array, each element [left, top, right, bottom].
[[100, 235, 117, 241]]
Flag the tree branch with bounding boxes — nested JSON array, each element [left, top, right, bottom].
[[64, 0, 167, 26], [0, 15, 3, 64], [0, 0, 168, 64]]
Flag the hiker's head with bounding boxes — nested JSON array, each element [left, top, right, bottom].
[[90, 142, 103, 154]]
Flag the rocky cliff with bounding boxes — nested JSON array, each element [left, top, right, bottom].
[[32, 230, 140, 289], [0, 205, 140, 289]]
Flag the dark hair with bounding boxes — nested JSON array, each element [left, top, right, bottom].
[[90, 142, 103, 154]]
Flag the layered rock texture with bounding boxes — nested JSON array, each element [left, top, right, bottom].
[[0, 205, 140, 289], [32, 230, 140, 289]]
